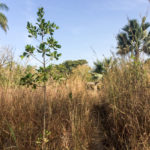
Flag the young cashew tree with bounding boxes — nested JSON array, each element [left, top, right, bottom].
[[20, 7, 61, 149]]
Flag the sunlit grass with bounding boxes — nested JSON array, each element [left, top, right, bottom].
[[1, 59, 150, 149]]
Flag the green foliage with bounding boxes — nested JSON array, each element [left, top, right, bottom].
[[20, 7, 61, 87], [20, 7, 61, 149], [36, 130, 51, 146], [21, 7, 61, 61], [93, 57, 112, 74], [20, 73, 38, 89], [93, 60, 105, 74], [48, 59, 88, 80], [62, 59, 88, 72], [117, 16, 150, 59]]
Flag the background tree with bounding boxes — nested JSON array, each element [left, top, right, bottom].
[[91, 58, 113, 81], [62, 59, 87, 72], [48, 59, 88, 80], [21, 7, 61, 149], [0, 2, 8, 32], [93, 57, 112, 74], [93, 59, 104, 74], [117, 17, 150, 60]]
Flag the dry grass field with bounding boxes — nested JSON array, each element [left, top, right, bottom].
[[1, 60, 150, 150]]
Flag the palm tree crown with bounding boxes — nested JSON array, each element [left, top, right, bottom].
[[93, 58, 112, 74], [117, 17, 150, 59], [0, 3, 8, 32]]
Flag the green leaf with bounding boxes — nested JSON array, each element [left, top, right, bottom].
[[39, 43, 46, 50], [56, 44, 61, 48], [20, 55, 24, 60], [28, 35, 32, 38], [37, 49, 42, 53], [56, 26, 59, 29], [57, 53, 62, 57], [46, 54, 50, 56], [25, 45, 35, 53]]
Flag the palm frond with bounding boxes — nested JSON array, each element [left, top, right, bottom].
[[143, 36, 150, 55], [117, 33, 130, 48], [142, 22, 150, 31], [0, 13, 8, 32], [116, 17, 150, 58], [0, 3, 8, 11], [93, 60, 104, 74]]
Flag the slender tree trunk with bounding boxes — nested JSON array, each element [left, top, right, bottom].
[[42, 35, 46, 150], [42, 77, 46, 150], [135, 49, 139, 61]]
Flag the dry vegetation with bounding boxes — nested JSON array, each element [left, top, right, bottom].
[[1, 58, 150, 150]]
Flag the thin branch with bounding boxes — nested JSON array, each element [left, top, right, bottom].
[[45, 59, 50, 64], [30, 54, 43, 64]]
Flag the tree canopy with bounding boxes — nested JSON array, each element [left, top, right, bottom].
[[117, 17, 150, 59], [49, 59, 88, 80]]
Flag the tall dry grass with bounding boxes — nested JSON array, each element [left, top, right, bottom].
[[1, 60, 150, 149], [0, 77, 100, 150], [91, 59, 150, 150]]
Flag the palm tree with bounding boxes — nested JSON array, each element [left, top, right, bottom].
[[117, 17, 150, 60], [93, 57, 112, 74], [93, 59, 104, 74], [0, 3, 8, 32]]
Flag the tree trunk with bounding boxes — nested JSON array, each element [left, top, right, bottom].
[[135, 49, 140, 61], [42, 35, 46, 150]]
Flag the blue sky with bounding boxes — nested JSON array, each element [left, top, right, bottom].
[[0, 0, 150, 66]]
